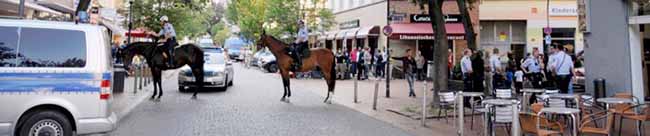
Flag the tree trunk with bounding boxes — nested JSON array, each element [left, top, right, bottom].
[[428, 0, 449, 108], [456, 0, 476, 50]]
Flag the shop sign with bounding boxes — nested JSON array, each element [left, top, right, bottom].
[[339, 19, 360, 29], [397, 35, 464, 40], [499, 32, 508, 41], [549, 6, 577, 16], [410, 14, 461, 23]]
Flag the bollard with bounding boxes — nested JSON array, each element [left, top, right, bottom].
[[421, 80, 427, 126], [457, 91, 464, 136], [511, 101, 519, 136], [354, 75, 358, 103], [373, 78, 379, 110], [138, 66, 143, 90], [133, 66, 138, 94]]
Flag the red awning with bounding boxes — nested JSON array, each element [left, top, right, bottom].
[[389, 23, 465, 40], [125, 30, 148, 38]]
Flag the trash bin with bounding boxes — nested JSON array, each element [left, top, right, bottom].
[[113, 67, 127, 93], [593, 78, 606, 105]]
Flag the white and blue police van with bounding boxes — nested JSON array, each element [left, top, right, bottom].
[[0, 19, 116, 136]]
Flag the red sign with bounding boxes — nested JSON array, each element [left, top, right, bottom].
[[544, 27, 552, 34], [383, 26, 393, 37]]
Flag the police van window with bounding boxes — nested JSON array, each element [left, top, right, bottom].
[[0, 26, 19, 67], [17, 28, 86, 67]]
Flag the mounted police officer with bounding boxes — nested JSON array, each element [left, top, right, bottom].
[[292, 20, 309, 70], [148, 15, 177, 68]]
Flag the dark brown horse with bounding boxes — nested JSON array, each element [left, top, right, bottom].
[[257, 31, 336, 103], [121, 42, 205, 99]]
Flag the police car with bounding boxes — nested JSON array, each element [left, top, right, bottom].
[[0, 19, 116, 136]]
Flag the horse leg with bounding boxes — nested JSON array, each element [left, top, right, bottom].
[[323, 59, 336, 104], [157, 78, 163, 100], [192, 67, 203, 99], [151, 79, 157, 100], [151, 70, 161, 100]]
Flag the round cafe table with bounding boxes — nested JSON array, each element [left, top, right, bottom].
[[596, 97, 635, 110], [522, 89, 545, 112], [459, 92, 484, 130], [538, 107, 581, 136]]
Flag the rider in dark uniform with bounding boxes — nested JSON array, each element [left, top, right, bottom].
[[149, 15, 177, 68], [293, 20, 309, 71]]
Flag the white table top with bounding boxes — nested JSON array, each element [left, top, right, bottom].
[[522, 89, 545, 93], [483, 99, 518, 106], [548, 93, 577, 99], [460, 92, 484, 97], [596, 97, 635, 104], [540, 107, 581, 114]]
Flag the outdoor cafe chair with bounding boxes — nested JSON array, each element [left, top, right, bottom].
[[579, 110, 615, 136], [495, 89, 513, 99], [619, 103, 649, 136], [520, 112, 565, 136], [437, 91, 456, 123]]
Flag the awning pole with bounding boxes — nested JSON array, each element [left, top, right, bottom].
[[18, 0, 25, 18]]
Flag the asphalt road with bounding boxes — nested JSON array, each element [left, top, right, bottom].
[[109, 63, 412, 136]]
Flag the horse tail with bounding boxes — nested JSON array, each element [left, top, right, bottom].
[[329, 52, 336, 93]]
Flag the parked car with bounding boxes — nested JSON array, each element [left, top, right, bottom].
[[178, 47, 234, 91], [224, 37, 246, 61], [198, 37, 215, 48], [0, 19, 116, 136], [254, 49, 278, 73]]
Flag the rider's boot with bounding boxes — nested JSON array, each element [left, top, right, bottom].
[[167, 48, 174, 68]]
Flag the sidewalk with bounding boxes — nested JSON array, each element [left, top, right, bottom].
[[110, 76, 152, 123], [110, 70, 176, 123], [291, 77, 481, 136]]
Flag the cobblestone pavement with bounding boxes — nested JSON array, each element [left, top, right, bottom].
[[108, 63, 413, 136]]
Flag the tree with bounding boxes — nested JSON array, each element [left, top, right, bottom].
[[128, 0, 214, 39], [225, 0, 335, 42], [411, 0, 448, 109], [212, 22, 231, 46], [456, 0, 478, 50]]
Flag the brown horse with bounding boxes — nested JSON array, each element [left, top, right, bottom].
[[257, 31, 336, 103]]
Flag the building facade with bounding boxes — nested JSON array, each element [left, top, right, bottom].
[[324, 0, 479, 66], [480, 0, 582, 60], [584, 0, 648, 102]]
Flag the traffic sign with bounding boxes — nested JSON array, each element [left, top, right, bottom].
[[544, 27, 552, 34], [383, 25, 393, 37]]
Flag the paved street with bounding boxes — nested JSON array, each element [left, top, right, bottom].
[[109, 63, 412, 136]]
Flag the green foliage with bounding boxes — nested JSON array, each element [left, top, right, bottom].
[[129, 0, 214, 39], [212, 22, 230, 46], [225, 0, 336, 42]]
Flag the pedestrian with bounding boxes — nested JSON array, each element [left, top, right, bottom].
[[350, 47, 358, 78], [375, 49, 385, 78], [392, 49, 417, 97], [335, 49, 347, 79], [448, 49, 453, 78], [502, 52, 514, 89], [515, 67, 524, 94], [357, 47, 366, 80], [471, 50, 485, 95], [489, 48, 504, 91], [363, 47, 372, 80], [550, 44, 574, 93], [460, 48, 473, 107], [461, 48, 473, 92], [483, 50, 493, 96], [416, 51, 425, 81], [521, 47, 543, 89]]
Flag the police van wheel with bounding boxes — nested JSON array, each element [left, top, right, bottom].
[[19, 110, 73, 136]]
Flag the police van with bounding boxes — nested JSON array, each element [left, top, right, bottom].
[[0, 19, 116, 136]]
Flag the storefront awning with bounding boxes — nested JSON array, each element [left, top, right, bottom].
[[334, 30, 348, 40], [0, 0, 62, 15], [326, 31, 337, 40], [343, 28, 360, 39], [388, 23, 465, 40], [356, 26, 380, 38], [125, 30, 148, 38]]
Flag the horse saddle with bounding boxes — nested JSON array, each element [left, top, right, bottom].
[[285, 45, 310, 59]]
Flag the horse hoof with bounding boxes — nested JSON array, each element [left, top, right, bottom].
[[285, 98, 290, 103], [191, 95, 197, 99], [149, 96, 156, 101]]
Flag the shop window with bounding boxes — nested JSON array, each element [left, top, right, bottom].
[[480, 21, 495, 44]]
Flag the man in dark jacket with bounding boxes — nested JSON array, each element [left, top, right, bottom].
[[392, 49, 417, 97]]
